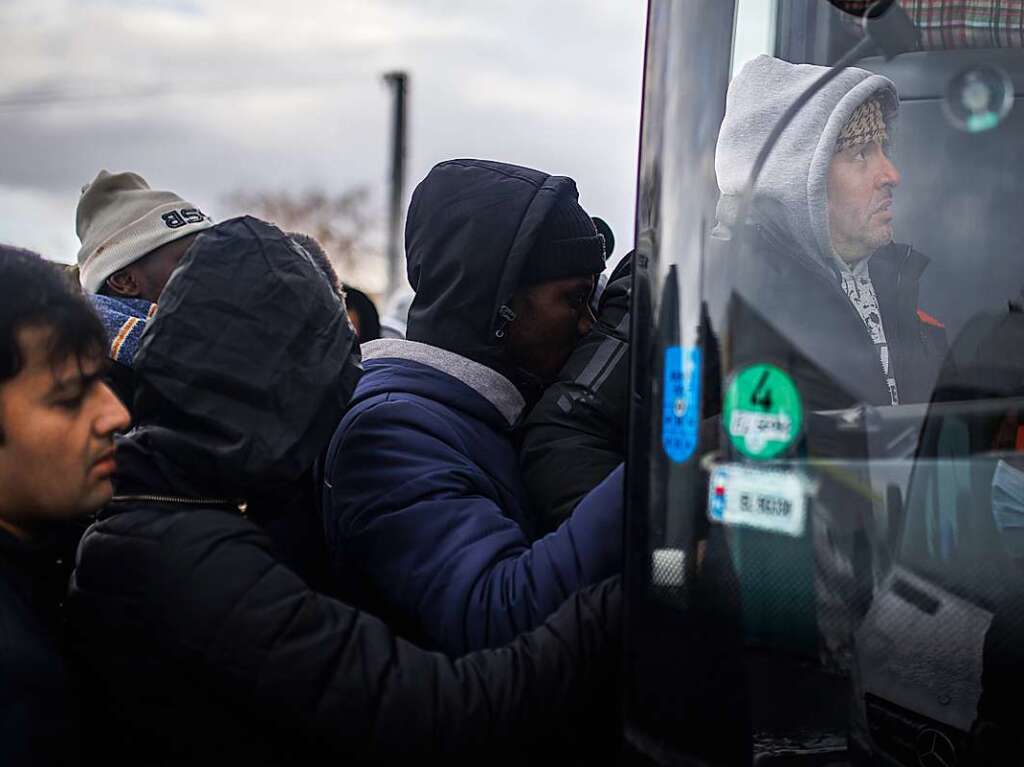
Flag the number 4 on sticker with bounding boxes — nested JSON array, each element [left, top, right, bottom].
[[750, 370, 773, 411], [724, 363, 803, 461]]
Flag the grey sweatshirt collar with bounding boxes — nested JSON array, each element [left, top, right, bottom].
[[361, 338, 526, 426]]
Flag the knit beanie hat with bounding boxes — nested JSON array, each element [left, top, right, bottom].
[[76, 170, 214, 293], [517, 193, 606, 286], [835, 98, 889, 153]]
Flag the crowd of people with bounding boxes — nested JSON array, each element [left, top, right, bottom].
[[0, 52, 940, 764], [1, 157, 630, 765]]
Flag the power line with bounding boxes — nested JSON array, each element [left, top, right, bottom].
[[0, 78, 356, 114]]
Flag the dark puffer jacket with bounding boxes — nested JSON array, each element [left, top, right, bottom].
[[716, 224, 948, 414], [67, 217, 622, 765], [0, 525, 82, 767], [322, 160, 623, 656]]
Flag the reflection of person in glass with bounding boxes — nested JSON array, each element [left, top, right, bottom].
[[713, 55, 947, 410], [991, 458, 1024, 560]]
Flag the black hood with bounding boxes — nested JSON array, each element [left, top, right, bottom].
[[404, 159, 585, 389], [117, 216, 362, 498]]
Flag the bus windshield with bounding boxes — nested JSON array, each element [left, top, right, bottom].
[[630, 0, 1024, 763]]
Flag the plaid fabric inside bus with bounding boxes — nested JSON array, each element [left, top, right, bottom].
[[831, 0, 1024, 50], [905, 0, 1024, 49]]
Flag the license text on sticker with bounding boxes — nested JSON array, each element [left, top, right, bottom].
[[708, 464, 807, 537], [728, 410, 792, 452]]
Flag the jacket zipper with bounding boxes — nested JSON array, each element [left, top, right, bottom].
[[494, 304, 517, 340], [750, 227, 916, 403], [111, 494, 248, 515], [894, 244, 912, 327]]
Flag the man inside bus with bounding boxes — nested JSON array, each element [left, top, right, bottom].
[[712, 55, 947, 411]]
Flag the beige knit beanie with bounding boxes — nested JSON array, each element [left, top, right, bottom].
[[76, 170, 214, 293], [835, 98, 889, 154]]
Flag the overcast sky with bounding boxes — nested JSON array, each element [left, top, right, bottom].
[[0, 0, 646, 292]]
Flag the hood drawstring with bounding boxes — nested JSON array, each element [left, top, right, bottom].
[[494, 305, 517, 340]]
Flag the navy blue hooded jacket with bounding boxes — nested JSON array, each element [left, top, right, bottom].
[[322, 159, 624, 655]]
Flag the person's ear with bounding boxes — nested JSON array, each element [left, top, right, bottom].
[[105, 267, 141, 298]]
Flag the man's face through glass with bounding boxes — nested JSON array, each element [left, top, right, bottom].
[[827, 139, 901, 263], [506, 275, 597, 383], [0, 326, 129, 537]]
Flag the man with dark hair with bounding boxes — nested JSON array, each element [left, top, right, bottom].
[[322, 159, 624, 656], [0, 245, 129, 765]]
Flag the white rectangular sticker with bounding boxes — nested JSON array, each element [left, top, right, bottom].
[[708, 464, 807, 537]]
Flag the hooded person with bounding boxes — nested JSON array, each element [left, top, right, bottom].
[[321, 159, 624, 656], [711, 55, 946, 412], [66, 215, 623, 765]]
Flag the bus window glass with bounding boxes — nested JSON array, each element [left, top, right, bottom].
[[732, 0, 778, 77], [630, 0, 1024, 762]]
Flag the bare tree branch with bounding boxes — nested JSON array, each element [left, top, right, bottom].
[[226, 186, 382, 289]]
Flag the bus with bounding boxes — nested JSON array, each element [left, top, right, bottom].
[[624, 1, 1024, 763]]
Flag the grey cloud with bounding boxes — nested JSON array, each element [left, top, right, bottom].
[[1, 0, 645, 264]]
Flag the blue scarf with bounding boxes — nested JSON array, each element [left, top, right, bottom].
[[88, 295, 157, 368]]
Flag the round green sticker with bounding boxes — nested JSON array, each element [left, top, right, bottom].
[[723, 364, 802, 460]]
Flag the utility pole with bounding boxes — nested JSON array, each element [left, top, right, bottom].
[[383, 71, 408, 297]]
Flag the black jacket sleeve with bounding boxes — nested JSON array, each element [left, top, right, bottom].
[[73, 509, 621, 761], [520, 253, 633, 535]]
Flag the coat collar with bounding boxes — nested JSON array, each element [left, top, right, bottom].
[[361, 338, 526, 426], [748, 224, 928, 286]]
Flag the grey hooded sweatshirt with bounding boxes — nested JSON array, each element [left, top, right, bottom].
[[716, 55, 903, 404], [716, 54, 899, 264]]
